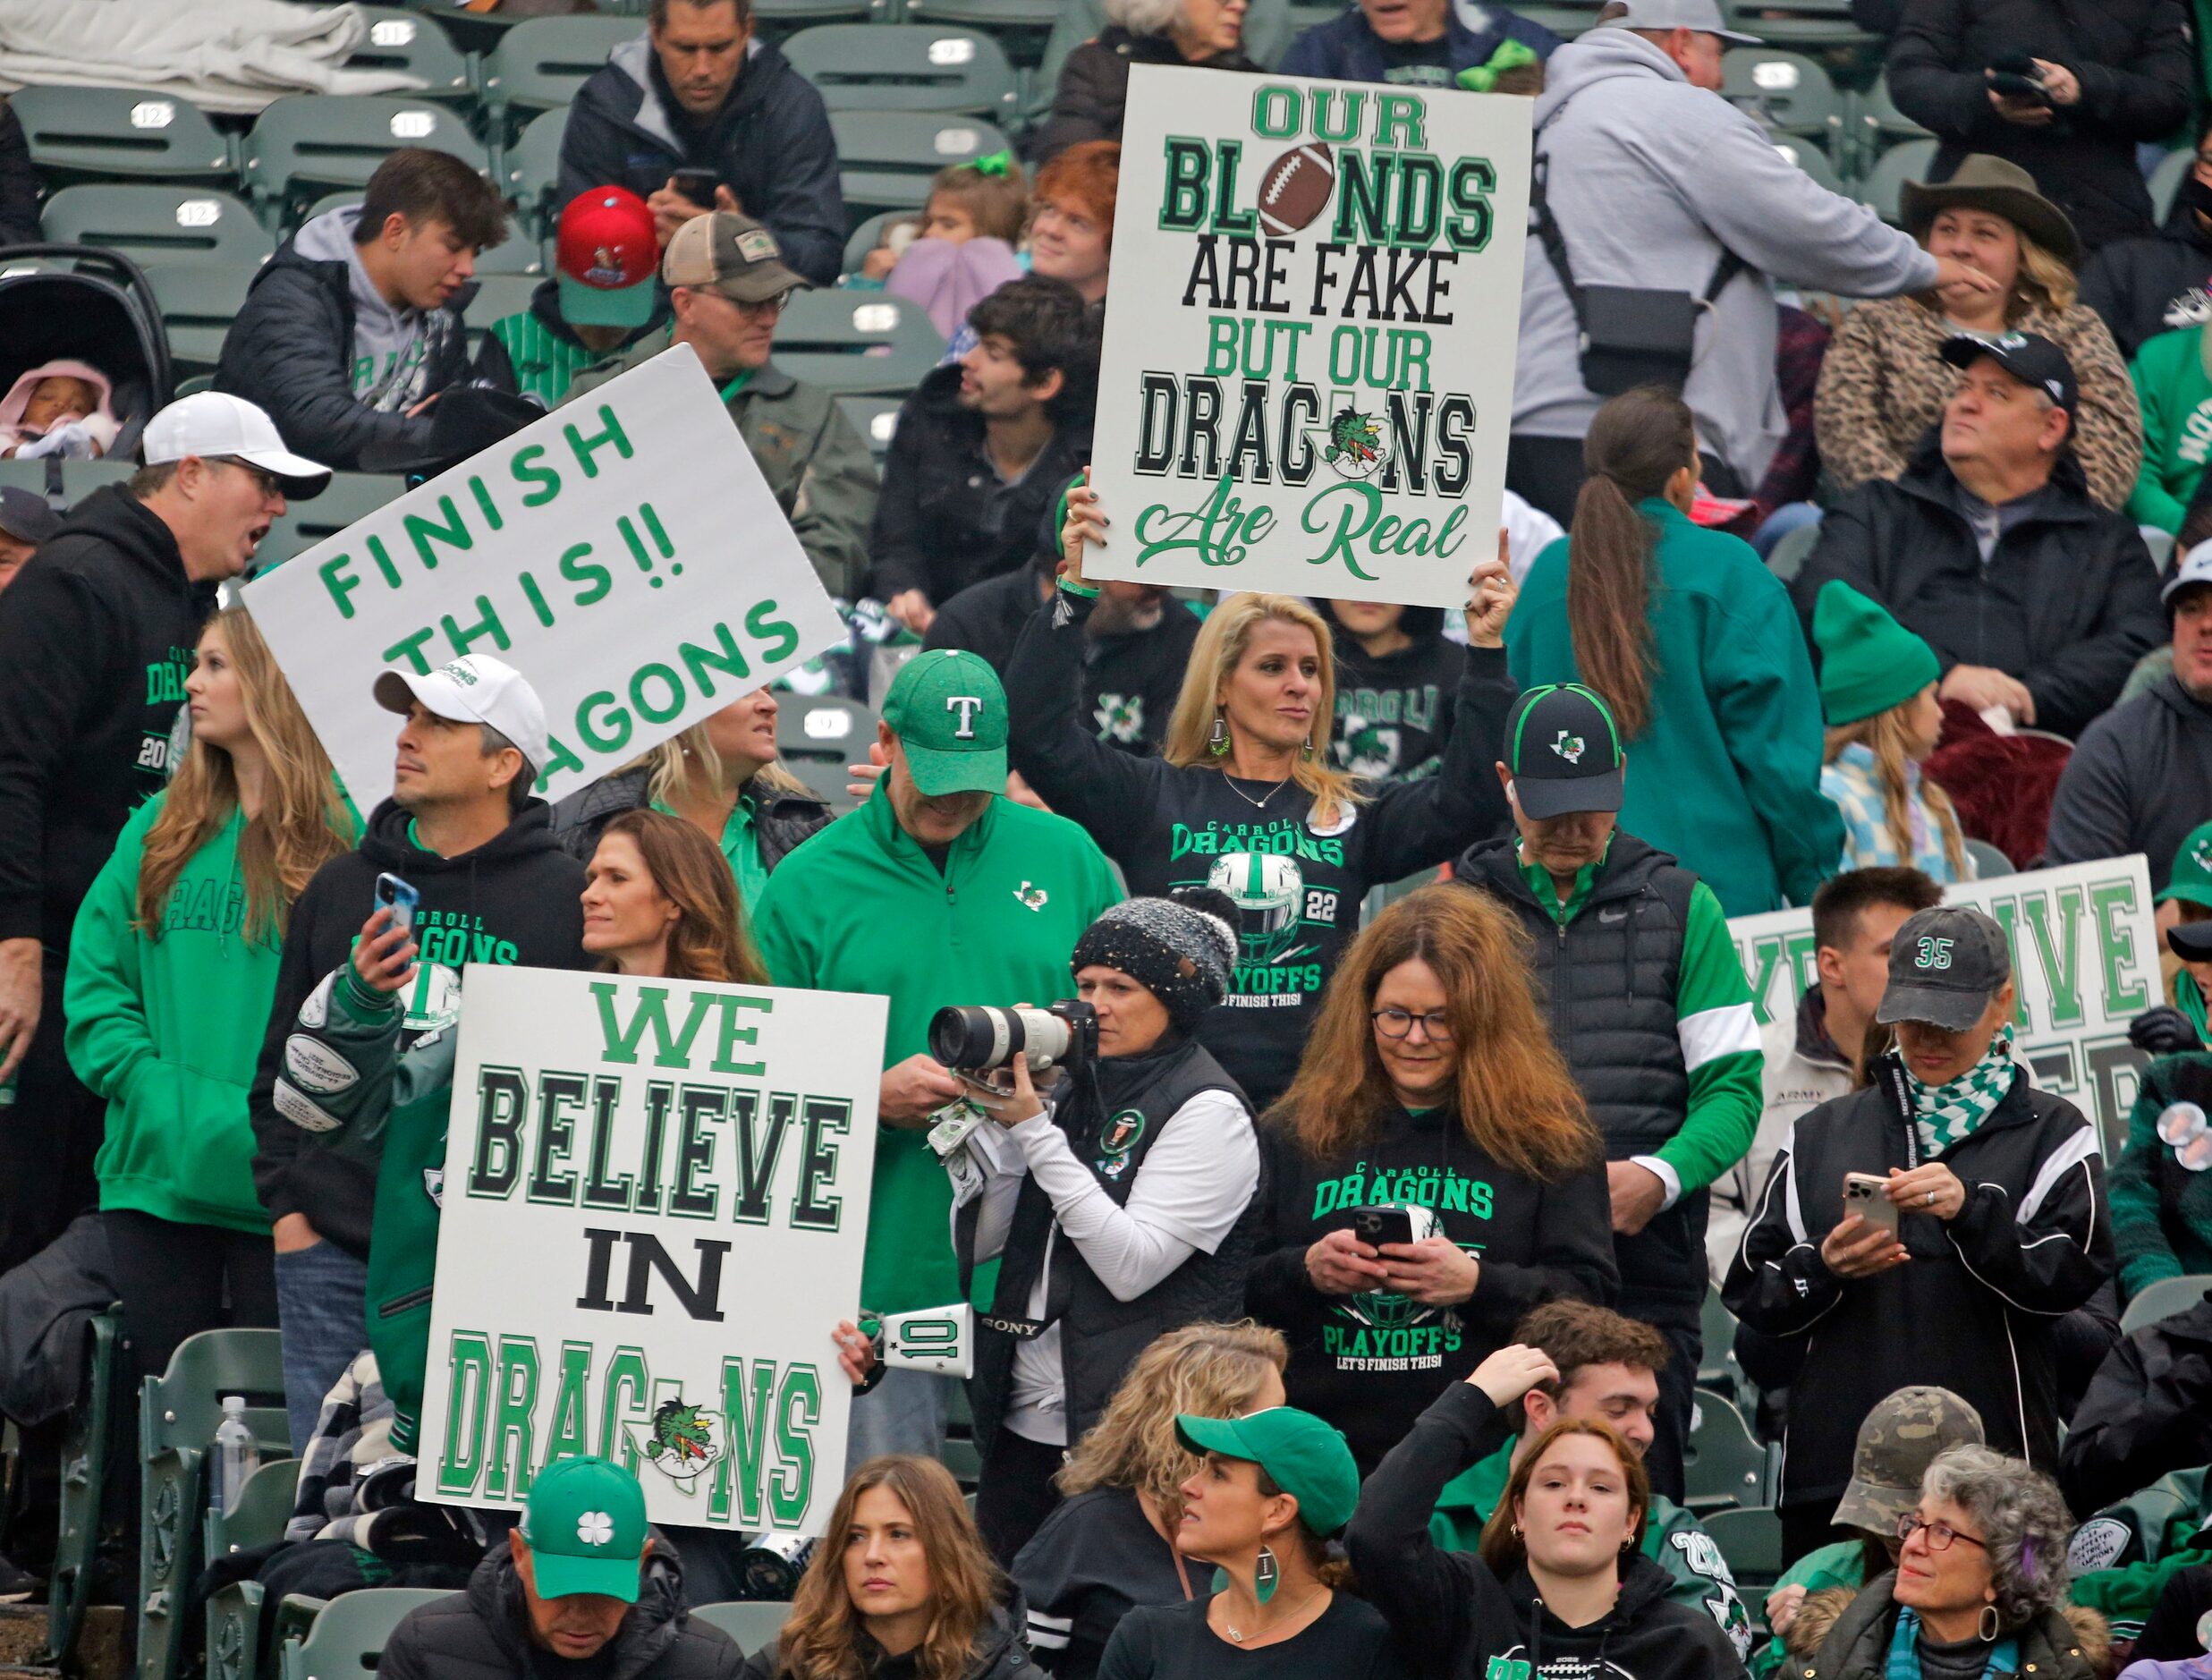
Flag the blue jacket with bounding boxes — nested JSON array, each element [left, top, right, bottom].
[[1277, 2, 1559, 84]]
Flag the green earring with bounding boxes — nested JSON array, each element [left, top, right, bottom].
[[1208, 710, 1231, 757], [1254, 1546, 1280, 1605]]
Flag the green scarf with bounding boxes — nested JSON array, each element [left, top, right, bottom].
[[1905, 1027, 2017, 1157]]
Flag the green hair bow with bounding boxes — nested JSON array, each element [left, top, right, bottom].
[[972, 149, 1014, 176], [1456, 37, 1539, 92]]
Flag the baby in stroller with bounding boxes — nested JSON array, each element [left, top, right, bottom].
[[0, 359, 120, 460]]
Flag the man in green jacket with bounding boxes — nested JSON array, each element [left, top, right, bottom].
[[564, 210, 876, 599], [752, 649, 1122, 1468], [2127, 321, 2212, 536], [1426, 1299, 1752, 1662]]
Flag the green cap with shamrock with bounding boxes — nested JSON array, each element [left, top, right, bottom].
[[2159, 819, 2212, 911], [521, 1455, 648, 1602]]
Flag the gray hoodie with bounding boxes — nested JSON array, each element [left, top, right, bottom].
[[1515, 27, 1938, 486], [290, 204, 435, 414]]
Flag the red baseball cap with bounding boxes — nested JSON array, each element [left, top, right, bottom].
[[555, 187, 657, 329]]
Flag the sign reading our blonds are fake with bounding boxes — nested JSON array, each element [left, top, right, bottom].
[[1728, 855, 2159, 1157], [1086, 65, 1532, 607], [418, 966, 886, 1535], [245, 348, 843, 810]]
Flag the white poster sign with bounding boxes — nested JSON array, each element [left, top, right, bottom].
[[245, 348, 843, 810], [1086, 65, 1531, 607], [1728, 855, 2161, 1154], [419, 966, 886, 1536]]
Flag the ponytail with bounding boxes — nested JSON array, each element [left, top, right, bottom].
[[1566, 386, 1696, 742]]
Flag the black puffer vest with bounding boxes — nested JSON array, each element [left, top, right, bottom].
[[967, 1036, 1260, 1454], [1456, 833, 1706, 1305]]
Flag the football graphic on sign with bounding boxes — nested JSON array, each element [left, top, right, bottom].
[[1258, 140, 1335, 238]]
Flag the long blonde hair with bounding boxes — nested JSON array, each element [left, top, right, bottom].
[[1162, 593, 1361, 825], [637, 717, 812, 810], [1056, 1320, 1288, 1521], [137, 607, 353, 944], [1825, 703, 1966, 878], [775, 1456, 1000, 1680]]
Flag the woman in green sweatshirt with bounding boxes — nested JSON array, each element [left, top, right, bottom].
[[65, 606, 356, 1384], [2126, 322, 2212, 536]]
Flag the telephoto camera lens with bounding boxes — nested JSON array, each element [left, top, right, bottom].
[[928, 1005, 1074, 1071]]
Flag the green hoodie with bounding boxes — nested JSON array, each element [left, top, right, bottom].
[[751, 783, 1123, 1316], [2126, 324, 2212, 536], [1507, 499, 1840, 916], [1426, 1430, 1754, 1661], [64, 795, 291, 1232]]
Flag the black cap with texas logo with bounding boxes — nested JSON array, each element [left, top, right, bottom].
[[1504, 683, 1625, 819]]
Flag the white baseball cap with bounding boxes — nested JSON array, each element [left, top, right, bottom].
[[2165, 539, 2212, 610], [374, 655, 552, 782], [142, 392, 333, 498]]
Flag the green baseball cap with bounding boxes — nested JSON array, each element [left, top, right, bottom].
[[880, 649, 1008, 797], [2159, 820, 2212, 910], [1174, 1407, 1360, 1540], [520, 1456, 648, 1602]]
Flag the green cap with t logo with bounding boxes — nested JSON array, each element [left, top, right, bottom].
[[881, 649, 1009, 798], [520, 1455, 648, 1602]]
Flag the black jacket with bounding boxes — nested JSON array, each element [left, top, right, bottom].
[[558, 36, 843, 287], [741, 1591, 1031, 1680], [924, 564, 1199, 759], [1349, 1384, 1747, 1680], [2056, 1293, 2212, 1520], [1245, 1104, 1617, 1474], [2043, 675, 2212, 892], [213, 227, 495, 471], [1804, 1573, 2097, 1680], [1791, 434, 2162, 738], [247, 799, 589, 1257], [2078, 200, 2212, 361], [1886, 0, 2193, 252], [869, 365, 1092, 607], [0, 98, 36, 247], [1030, 29, 1261, 164], [0, 486, 213, 947], [548, 766, 831, 872], [379, 1532, 743, 1680], [1724, 1056, 2113, 1509], [1329, 621, 1466, 785]]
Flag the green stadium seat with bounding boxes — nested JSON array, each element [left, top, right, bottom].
[[38, 1308, 123, 1671], [256, 473, 411, 572], [1722, 0, 1877, 47], [142, 258, 267, 372], [783, 25, 1018, 119], [276, 1589, 459, 1680], [1770, 137, 1846, 198], [1963, 837, 2012, 879], [1766, 520, 1821, 584], [2120, 1274, 2212, 1335], [0, 458, 51, 501], [204, 1459, 301, 1680], [59, 459, 141, 505], [41, 186, 272, 271], [139, 1329, 291, 1680], [777, 693, 872, 763], [1846, 75, 1932, 182], [770, 289, 946, 394], [1722, 50, 1845, 142], [691, 1602, 793, 1654], [835, 395, 903, 467], [1859, 137, 1938, 225], [345, 9, 474, 102], [750, 0, 881, 38], [1513, 5, 1603, 36], [479, 15, 638, 123], [462, 274, 541, 343], [8, 86, 233, 184], [504, 106, 572, 233], [829, 111, 1012, 217], [2151, 147, 2194, 225], [242, 97, 488, 218], [901, 0, 1062, 67], [1702, 1506, 1785, 1593], [841, 208, 918, 276], [1682, 1390, 1770, 1515]]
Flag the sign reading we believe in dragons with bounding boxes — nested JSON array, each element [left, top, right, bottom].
[[1087, 66, 1532, 607]]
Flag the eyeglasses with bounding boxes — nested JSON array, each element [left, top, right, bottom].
[[213, 457, 282, 499], [1897, 1515, 1988, 1553], [2157, 1099, 2212, 1172], [732, 290, 792, 318], [1371, 1007, 1453, 1042]]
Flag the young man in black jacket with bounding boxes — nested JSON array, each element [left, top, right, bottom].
[[0, 393, 326, 1273], [216, 148, 512, 472], [555, 0, 843, 286], [2078, 116, 2212, 360], [872, 276, 1098, 634], [249, 654, 588, 1450], [1725, 905, 2113, 1565]]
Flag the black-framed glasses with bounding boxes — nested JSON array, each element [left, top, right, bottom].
[[1897, 1515, 1987, 1553], [213, 456, 282, 498], [733, 289, 793, 318], [1371, 1007, 1453, 1042]]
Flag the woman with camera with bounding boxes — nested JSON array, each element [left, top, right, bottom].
[[1246, 887, 1616, 1473], [955, 890, 1265, 1565], [1006, 478, 1518, 1111]]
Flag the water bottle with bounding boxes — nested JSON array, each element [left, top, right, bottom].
[[214, 1396, 258, 1517]]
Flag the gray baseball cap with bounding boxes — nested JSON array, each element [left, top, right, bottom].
[[1831, 1387, 1986, 1534], [0, 485, 58, 547], [1876, 905, 2012, 1031], [1598, 0, 1761, 44]]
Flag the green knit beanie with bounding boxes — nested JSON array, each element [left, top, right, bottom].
[[1812, 581, 1942, 725]]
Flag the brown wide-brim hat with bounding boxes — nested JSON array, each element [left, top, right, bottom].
[[1901, 153, 2081, 267]]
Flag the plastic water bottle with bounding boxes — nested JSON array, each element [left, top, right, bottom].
[[214, 1396, 258, 1517]]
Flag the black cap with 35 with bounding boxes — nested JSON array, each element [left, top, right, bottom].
[[1504, 683, 1625, 819], [1938, 329, 2078, 416], [1877, 905, 2013, 1031]]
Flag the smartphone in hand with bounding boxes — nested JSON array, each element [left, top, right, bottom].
[[1843, 1172, 1900, 1238], [373, 872, 420, 937]]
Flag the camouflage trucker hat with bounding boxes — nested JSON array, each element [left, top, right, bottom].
[[1830, 1387, 1986, 1534]]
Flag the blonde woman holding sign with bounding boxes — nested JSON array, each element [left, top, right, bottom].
[[1005, 475, 1516, 1110]]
